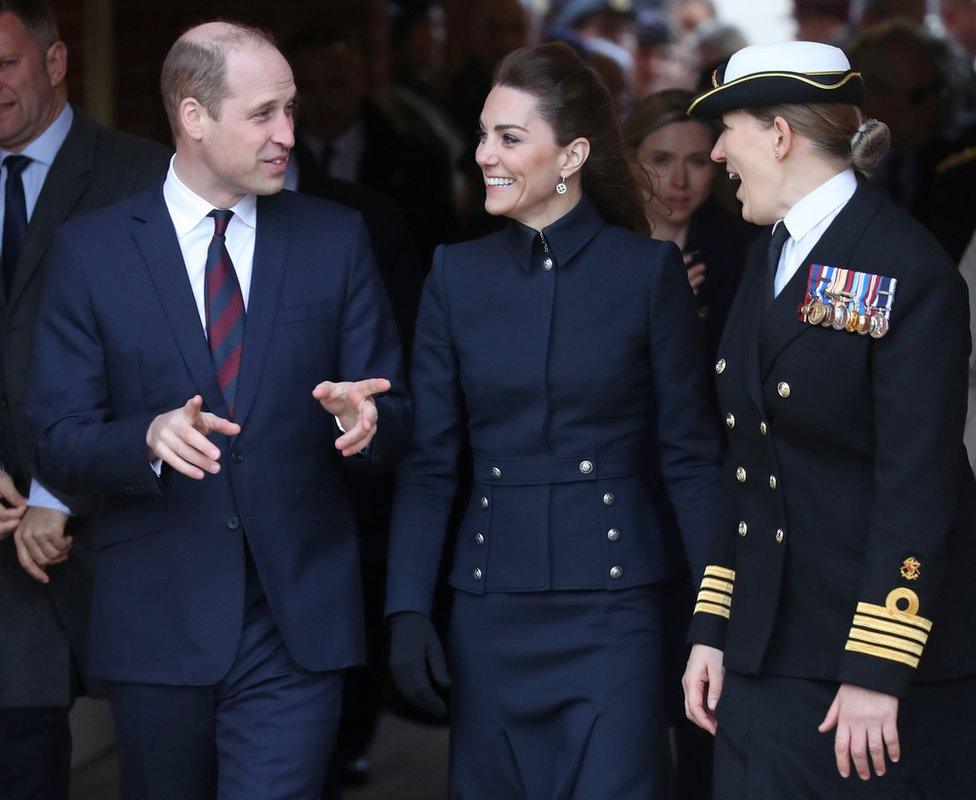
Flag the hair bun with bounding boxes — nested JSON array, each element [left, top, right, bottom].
[[850, 118, 890, 176]]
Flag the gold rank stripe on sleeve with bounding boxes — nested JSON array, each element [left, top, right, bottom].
[[844, 591, 933, 669], [694, 565, 735, 619]]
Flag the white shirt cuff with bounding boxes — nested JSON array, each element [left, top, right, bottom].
[[151, 459, 162, 476], [27, 478, 73, 515]]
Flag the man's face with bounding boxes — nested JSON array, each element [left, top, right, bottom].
[[0, 12, 64, 151], [197, 43, 296, 199]]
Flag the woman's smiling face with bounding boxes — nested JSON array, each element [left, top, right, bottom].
[[711, 109, 783, 225]]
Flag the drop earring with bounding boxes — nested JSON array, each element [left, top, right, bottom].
[[555, 178, 567, 195]]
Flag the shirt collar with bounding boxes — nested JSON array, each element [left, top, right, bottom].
[[504, 194, 605, 271], [163, 156, 258, 238], [779, 168, 857, 241], [0, 103, 73, 166]]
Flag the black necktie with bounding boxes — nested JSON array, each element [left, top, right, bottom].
[[766, 222, 790, 305], [2, 154, 32, 300]]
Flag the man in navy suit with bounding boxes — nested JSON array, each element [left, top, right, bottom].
[[27, 21, 408, 800]]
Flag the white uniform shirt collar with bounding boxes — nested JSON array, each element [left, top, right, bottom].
[[163, 156, 257, 238], [0, 103, 73, 165], [778, 168, 858, 241]]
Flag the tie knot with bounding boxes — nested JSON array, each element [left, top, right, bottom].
[[3, 154, 32, 178], [771, 221, 790, 248], [209, 209, 234, 237]]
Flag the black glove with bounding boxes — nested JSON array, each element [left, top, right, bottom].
[[389, 611, 451, 717]]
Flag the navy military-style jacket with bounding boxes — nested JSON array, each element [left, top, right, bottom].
[[385, 196, 723, 617], [688, 180, 976, 698]]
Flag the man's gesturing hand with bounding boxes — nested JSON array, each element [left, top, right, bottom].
[[683, 643, 725, 734], [819, 683, 900, 780], [146, 395, 241, 479], [312, 378, 390, 457], [14, 507, 71, 584], [0, 469, 27, 540]]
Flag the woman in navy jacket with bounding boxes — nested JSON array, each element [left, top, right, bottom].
[[385, 42, 723, 799]]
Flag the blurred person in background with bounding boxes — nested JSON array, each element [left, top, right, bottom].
[[685, 19, 748, 89], [634, 9, 695, 97], [848, 20, 976, 258], [793, 0, 853, 45], [552, 0, 638, 53], [856, 0, 925, 28], [666, 0, 716, 41], [581, 35, 637, 115], [287, 25, 456, 262]]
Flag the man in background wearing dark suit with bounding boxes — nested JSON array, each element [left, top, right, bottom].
[[0, 2, 168, 798]]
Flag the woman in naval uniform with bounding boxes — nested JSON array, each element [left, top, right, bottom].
[[385, 42, 723, 799], [681, 41, 976, 799]]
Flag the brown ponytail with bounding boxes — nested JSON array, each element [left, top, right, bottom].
[[493, 42, 652, 236]]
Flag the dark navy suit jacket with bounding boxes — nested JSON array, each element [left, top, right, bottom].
[[386, 196, 723, 617], [27, 184, 409, 685]]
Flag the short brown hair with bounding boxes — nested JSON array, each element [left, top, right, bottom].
[[746, 103, 890, 177], [0, 0, 59, 51], [160, 21, 277, 140]]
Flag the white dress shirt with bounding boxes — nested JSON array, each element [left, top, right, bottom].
[[772, 168, 858, 297], [1, 104, 75, 513]]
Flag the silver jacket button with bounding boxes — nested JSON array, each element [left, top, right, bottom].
[[738, 521, 748, 536], [579, 460, 593, 474], [490, 467, 502, 480], [726, 413, 735, 429], [769, 475, 777, 490], [715, 358, 726, 374], [603, 492, 616, 506], [775, 529, 785, 544], [542, 257, 554, 270], [472, 568, 483, 581], [777, 381, 791, 398], [480, 496, 489, 509], [736, 467, 747, 483], [607, 528, 620, 542], [610, 566, 623, 579], [474, 533, 485, 545]]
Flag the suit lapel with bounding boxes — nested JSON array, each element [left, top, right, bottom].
[[232, 194, 289, 427], [8, 108, 95, 308], [131, 185, 228, 417], [758, 181, 884, 378]]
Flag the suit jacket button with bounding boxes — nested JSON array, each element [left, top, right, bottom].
[[715, 358, 726, 374], [579, 460, 593, 474], [775, 529, 785, 544], [474, 533, 485, 545], [480, 496, 489, 509], [603, 492, 615, 506], [726, 413, 735, 429], [769, 475, 777, 490], [777, 381, 791, 398], [610, 566, 623, 579], [227, 516, 240, 530], [490, 467, 502, 480], [232, 450, 244, 463], [472, 568, 483, 581], [542, 257, 554, 270], [738, 521, 748, 536], [607, 528, 620, 541], [759, 421, 768, 435], [736, 467, 747, 483]]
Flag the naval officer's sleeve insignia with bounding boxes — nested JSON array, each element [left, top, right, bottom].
[[844, 587, 932, 668], [900, 556, 921, 581]]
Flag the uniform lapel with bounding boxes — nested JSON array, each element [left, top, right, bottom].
[[758, 180, 884, 378], [131, 185, 228, 417], [231, 194, 289, 427], [8, 108, 95, 309]]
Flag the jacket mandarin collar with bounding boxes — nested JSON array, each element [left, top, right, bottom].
[[504, 195, 605, 271]]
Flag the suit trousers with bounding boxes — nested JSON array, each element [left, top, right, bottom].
[[0, 707, 71, 800], [105, 551, 344, 800], [714, 670, 976, 799]]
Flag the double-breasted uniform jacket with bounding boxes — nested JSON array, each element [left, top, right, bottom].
[[688, 179, 976, 698], [385, 196, 723, 617]]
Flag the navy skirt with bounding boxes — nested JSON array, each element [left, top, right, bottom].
[[448, 585, 668, 800]]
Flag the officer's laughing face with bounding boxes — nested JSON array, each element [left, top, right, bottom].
[[476, 85, 580, 229], [712, 110, 783, 225]]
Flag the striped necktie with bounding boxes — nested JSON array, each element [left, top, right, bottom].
[[204, 209, 245, 417]]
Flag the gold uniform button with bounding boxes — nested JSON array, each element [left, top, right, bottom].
[[579, 460, 593, 474], [738, 521, 748, 536], [759, 421, 768, 435], [769, 475, 777, 490], [777, 381, 791, 398], [716, 358, 726, 374], [736, 467, 747, 483], [775, 529, 785, 544], [725, 413, 735, 429]]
